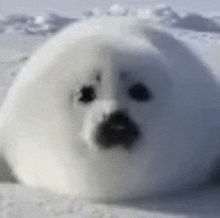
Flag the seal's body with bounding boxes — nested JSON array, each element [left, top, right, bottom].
[[0, 16, 220, 202]]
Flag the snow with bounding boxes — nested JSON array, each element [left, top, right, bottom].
[[1, 5, 220, 35], [0, 4, 220, 217], [0, 183, 219, 217]]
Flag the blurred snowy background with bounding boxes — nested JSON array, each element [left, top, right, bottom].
[[1, 1, 220, 217]]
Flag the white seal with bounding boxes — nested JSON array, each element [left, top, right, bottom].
[[0, 16, 220, 202]]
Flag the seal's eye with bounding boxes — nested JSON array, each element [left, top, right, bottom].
[[79, 86, 96, 103], [128, 83, 152, 102]]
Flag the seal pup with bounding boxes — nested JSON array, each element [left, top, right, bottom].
[[0, 16, 220, 202]]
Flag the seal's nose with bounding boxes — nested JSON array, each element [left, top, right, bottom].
[[95, 110, 140, 149]]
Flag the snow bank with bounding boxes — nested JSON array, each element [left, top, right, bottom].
[[0, 184, 219, 217], [1, 5, 220, 36]]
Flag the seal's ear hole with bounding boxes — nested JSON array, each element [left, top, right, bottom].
[[78, 85, 96, 103]]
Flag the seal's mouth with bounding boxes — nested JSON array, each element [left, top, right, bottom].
[[95, 111, 140, 149]]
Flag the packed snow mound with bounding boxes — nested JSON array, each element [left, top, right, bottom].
[[1, 5, 220, 36], [0, 183, 219, 218], [0, 12, 77, 36]]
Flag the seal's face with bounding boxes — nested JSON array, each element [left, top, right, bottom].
[[69, 37, 173, 152]]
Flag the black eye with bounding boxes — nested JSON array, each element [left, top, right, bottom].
[[79, 86, 96, 103], [128, 83, 152, 102]]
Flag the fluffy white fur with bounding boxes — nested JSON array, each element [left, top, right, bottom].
[[0, 16, 220, 202]]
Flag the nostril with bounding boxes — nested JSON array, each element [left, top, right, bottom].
[[109, 124, 126, 130], [109, 111, 129, 123]]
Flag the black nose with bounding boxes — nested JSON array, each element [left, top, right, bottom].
[[95, 111, 140, 149]]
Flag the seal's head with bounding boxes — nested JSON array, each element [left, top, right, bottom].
[[1, 17, 220, 202]]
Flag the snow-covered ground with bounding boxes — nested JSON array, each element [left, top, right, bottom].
[[0, 4, 220, 217]]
